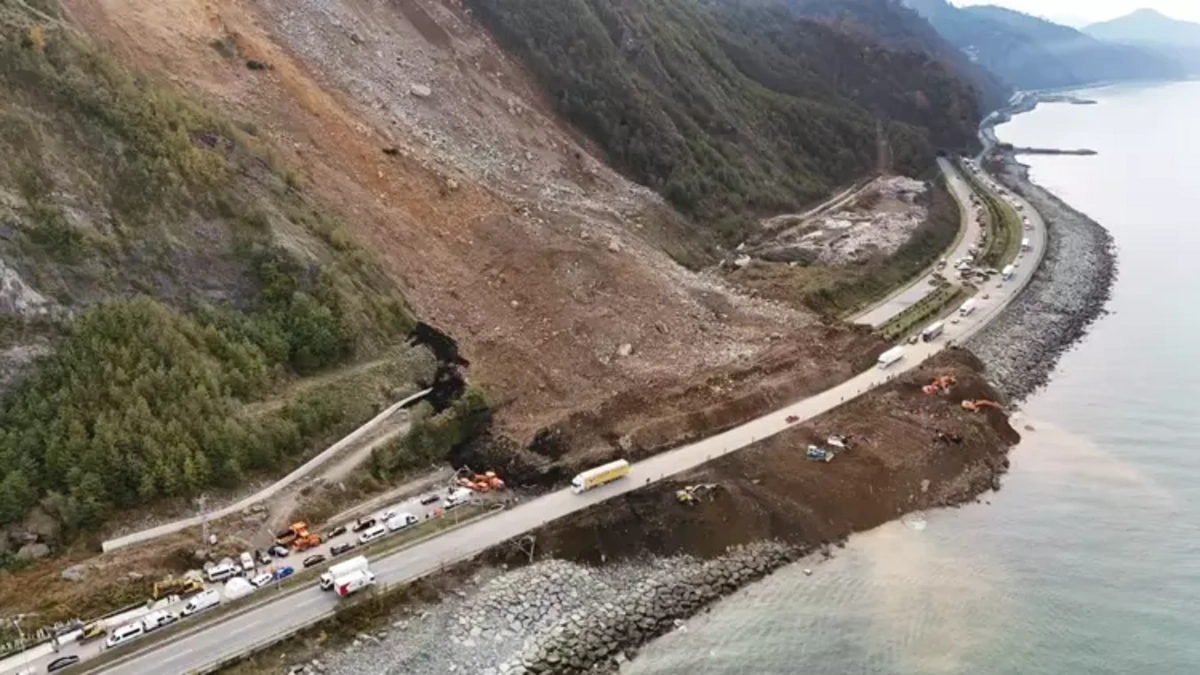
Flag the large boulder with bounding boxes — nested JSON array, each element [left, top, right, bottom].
[[61, 564, 87, 581], [22, 506, 61, 543], [15, 542, 50, 561]]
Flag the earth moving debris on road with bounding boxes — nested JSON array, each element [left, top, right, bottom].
[[219, 350, 1017, 675], [967, 151, 1117, 401]]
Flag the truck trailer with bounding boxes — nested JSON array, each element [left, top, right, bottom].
[[571, 460, 631, 494], [320, 555, 369, 591], [877, 346, 904, 369], [921, 321, 945, 343], [334, 569, 376, 598]]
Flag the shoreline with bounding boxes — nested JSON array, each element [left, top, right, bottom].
[[967, 93, 1119, 402]]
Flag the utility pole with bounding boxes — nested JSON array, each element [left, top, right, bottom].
[[7, 613, 37, 673]]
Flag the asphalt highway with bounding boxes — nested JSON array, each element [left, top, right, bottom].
[[46, 160, 1048, 675]]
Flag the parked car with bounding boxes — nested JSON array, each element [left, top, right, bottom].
[[419, 494, 441, 506], [377, 509, 397, 522], [249, 572, 274, 589], [351, 517, 377, 533], [47, 655, 81, 673], [77, 621, 106, 644], [239, 551, 256, 572], [331, 542, 356, 557], [255, 549, 272, 566], [269, 544, 290, 558], [273, 566, 295, 581], [303, 554, 327, 568], [326, 525, 347, 539]]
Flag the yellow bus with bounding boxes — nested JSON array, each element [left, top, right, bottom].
[[571, 459, 631, 494]]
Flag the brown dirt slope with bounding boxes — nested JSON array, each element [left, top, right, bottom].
[[57, 0, 873, 444], [516, 349, 1017, 563]]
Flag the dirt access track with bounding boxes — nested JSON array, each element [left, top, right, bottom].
[[59, 0, 878, 449]]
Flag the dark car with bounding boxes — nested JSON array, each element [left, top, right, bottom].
[[326, 525, 347, 539], [331, 542, 356, 557], [303, 554, 326, 568], [351, 517, 376, 533], [419, 494, 441, 505], [255, 549, 272, 565], [269, 544, 290, 558], [48, 655, 81, 672]]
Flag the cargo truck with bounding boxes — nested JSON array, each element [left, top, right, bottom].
[[320, 555, 369, 591], [1001, 264, 1015, 281], [921, 321, 945, 343], [877, 346, 904, 369], [958, 299, 978, 317], [571, 459, 631, 494], [334, 569, 376, 598], [1020, 237, 1031, 251]]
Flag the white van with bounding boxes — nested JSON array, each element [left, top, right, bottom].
[[444, 488, 473, 509], [206, 561, 239, 583], [105, 622, 144, 649], [357, 524, 387, 545], [140, 610, 177, 632], [181, 588, 221, 617], [386, 513, 418, 532]]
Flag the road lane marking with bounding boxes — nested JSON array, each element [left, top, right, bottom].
[[160, 648, 195, 664]]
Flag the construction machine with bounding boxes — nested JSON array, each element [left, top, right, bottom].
[[456, 470, 506, 492], [277, 522, 321, 551], [922, 375, 957, 395], [961, 399, 1003, 412], [151, 576, 204, 600]]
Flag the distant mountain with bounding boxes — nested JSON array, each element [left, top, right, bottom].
[[1084, 9, 1200, 74], [906, 0, 1186, 91], [1085, 8, 1200, 49]]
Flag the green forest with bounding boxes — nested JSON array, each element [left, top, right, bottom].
[[467, 0, 980, 242], [0, 8, 420, 535]]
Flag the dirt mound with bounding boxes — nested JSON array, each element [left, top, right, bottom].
[[511, 349, 1017, 564]]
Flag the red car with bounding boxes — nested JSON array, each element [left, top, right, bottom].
[[785, 415, 799, 424]]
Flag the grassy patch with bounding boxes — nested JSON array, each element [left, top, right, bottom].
[[877, 284, 967, 342], [958, 161, 1022, 269]]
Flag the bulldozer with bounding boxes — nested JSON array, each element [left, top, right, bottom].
[[152, 575, 204, 600], [961, 399, 1003, 412], [922, 375, 957, 395]]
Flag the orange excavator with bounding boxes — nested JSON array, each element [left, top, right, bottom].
[[961, 399, 1003, 412], [922, 375, 957, 395]]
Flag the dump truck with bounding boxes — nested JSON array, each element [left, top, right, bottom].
[[334, 569, 376, 598], [571, 459, 631, 494], [320, 555, 369, 591], [278, 522, 321, 551]]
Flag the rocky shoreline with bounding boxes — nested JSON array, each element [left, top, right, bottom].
[[305, 542, 799, 675], [966, 151, 1117, 401]]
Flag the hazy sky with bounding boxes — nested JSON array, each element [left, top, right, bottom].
[[953, 0, 1200, 24]]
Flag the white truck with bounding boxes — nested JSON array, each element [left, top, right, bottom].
[[921, 321, 945, 343], [877, 346, 904, 369], [1001, 264, 1016, 281], [320, 555, 369, 591], [333, 569, 377, 598], [1020, 237, 1031, 251], [959, 298, 978, 317]]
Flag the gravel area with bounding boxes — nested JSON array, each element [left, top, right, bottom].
[[967, 153, 1117, 401], [300, 542, 797, 675]]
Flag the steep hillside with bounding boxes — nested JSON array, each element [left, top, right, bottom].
[[0, 3, 434, 541], [780, 0, 1010, 109], [909, 0, 1185, 90], [466, 0, 981, 241]]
